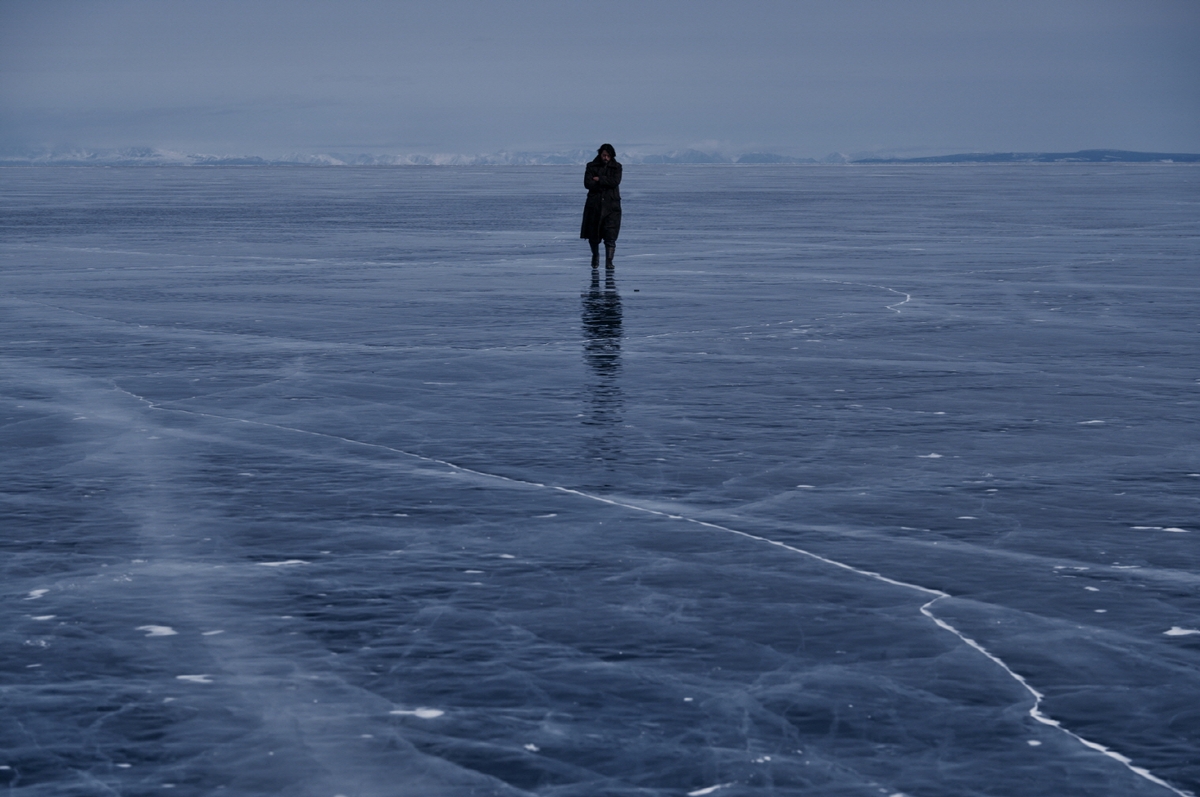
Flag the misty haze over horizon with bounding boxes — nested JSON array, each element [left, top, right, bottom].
[[2, 0, 1197, 160]]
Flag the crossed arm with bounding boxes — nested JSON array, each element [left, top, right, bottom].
[[585, 163, 622, 190]]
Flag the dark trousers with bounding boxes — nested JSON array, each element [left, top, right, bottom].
[[587, 213, 620, 248]]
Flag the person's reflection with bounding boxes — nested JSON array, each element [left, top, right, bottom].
[[581, 272, 623, 458]]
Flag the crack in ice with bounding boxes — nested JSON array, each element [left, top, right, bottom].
[[821, 279, 912, 313], [114, 385, 1190, 797]]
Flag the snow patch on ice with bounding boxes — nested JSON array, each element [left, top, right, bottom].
[[257, 560, 309, 567], [390, 708, 444, 719], [136, 625, 177, 637], [1164, 627, 1200, 637]]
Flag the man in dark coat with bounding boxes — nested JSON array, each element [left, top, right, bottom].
[[581, 143, 622, 269]]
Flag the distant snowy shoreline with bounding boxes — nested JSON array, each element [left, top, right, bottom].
[[2, 148, 1197, 167]]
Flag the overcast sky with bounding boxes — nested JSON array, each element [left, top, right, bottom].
[[2, 0, 1197, 158]]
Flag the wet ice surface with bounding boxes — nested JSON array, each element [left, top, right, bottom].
[[2, 164, 1198, 796]]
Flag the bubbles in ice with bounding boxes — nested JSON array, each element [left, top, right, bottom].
[[917, 453, 942, 458], [524, 744, 539, 751], [33, 615, 55, 621], [136, 625, 177, 637], [1164, 627, 1200, 636], [1027, 740, 1042, 746], [256, 560, 309, 567], [176, 674, 213, 683], [390, 707, 444, 719], [24, 589, 48, 600], [688, 784, 734, 796], [1078, 420, 1105, 425]]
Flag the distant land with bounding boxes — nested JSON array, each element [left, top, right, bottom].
[[853, 149, 1200, 164], [1, 147, 1196, 167]]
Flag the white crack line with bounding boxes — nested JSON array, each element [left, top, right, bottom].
[[115, 384, 1189, 797], [821, 279, 912, 313]]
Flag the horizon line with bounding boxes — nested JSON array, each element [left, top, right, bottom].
[[2, 147, 1199, 167]]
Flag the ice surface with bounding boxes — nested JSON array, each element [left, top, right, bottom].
[[2, 164, 1198, 796]]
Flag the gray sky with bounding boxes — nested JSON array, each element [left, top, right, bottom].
[[2, 0, 1198, 158]]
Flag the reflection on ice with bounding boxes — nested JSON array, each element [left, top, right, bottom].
[[2, 164, 1199, 796], [581, 271, 623, 435]]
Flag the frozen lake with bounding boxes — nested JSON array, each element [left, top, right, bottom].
[[2, 164, 1198, 796]]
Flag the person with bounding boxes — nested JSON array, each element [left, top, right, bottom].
[[580, 143, 622, 269]]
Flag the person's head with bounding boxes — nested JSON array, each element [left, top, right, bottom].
[[598, 143, 616, 162]]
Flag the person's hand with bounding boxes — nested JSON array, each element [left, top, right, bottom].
[[592, 176, 599, 182]]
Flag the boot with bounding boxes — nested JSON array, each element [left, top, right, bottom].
[[604, 242, 615, 270], [589, 241, 600, 269]]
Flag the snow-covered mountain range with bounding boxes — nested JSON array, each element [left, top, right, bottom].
[[1, 147, 1195, 166]]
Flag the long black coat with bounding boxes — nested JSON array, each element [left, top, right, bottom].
[[580, 158, 622, 242]]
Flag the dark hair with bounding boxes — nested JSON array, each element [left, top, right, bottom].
[[597, 143, 616, 159]]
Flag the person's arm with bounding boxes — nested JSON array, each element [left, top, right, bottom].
[[584, 164, 600, 189], [594, 162, 622, 188]]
